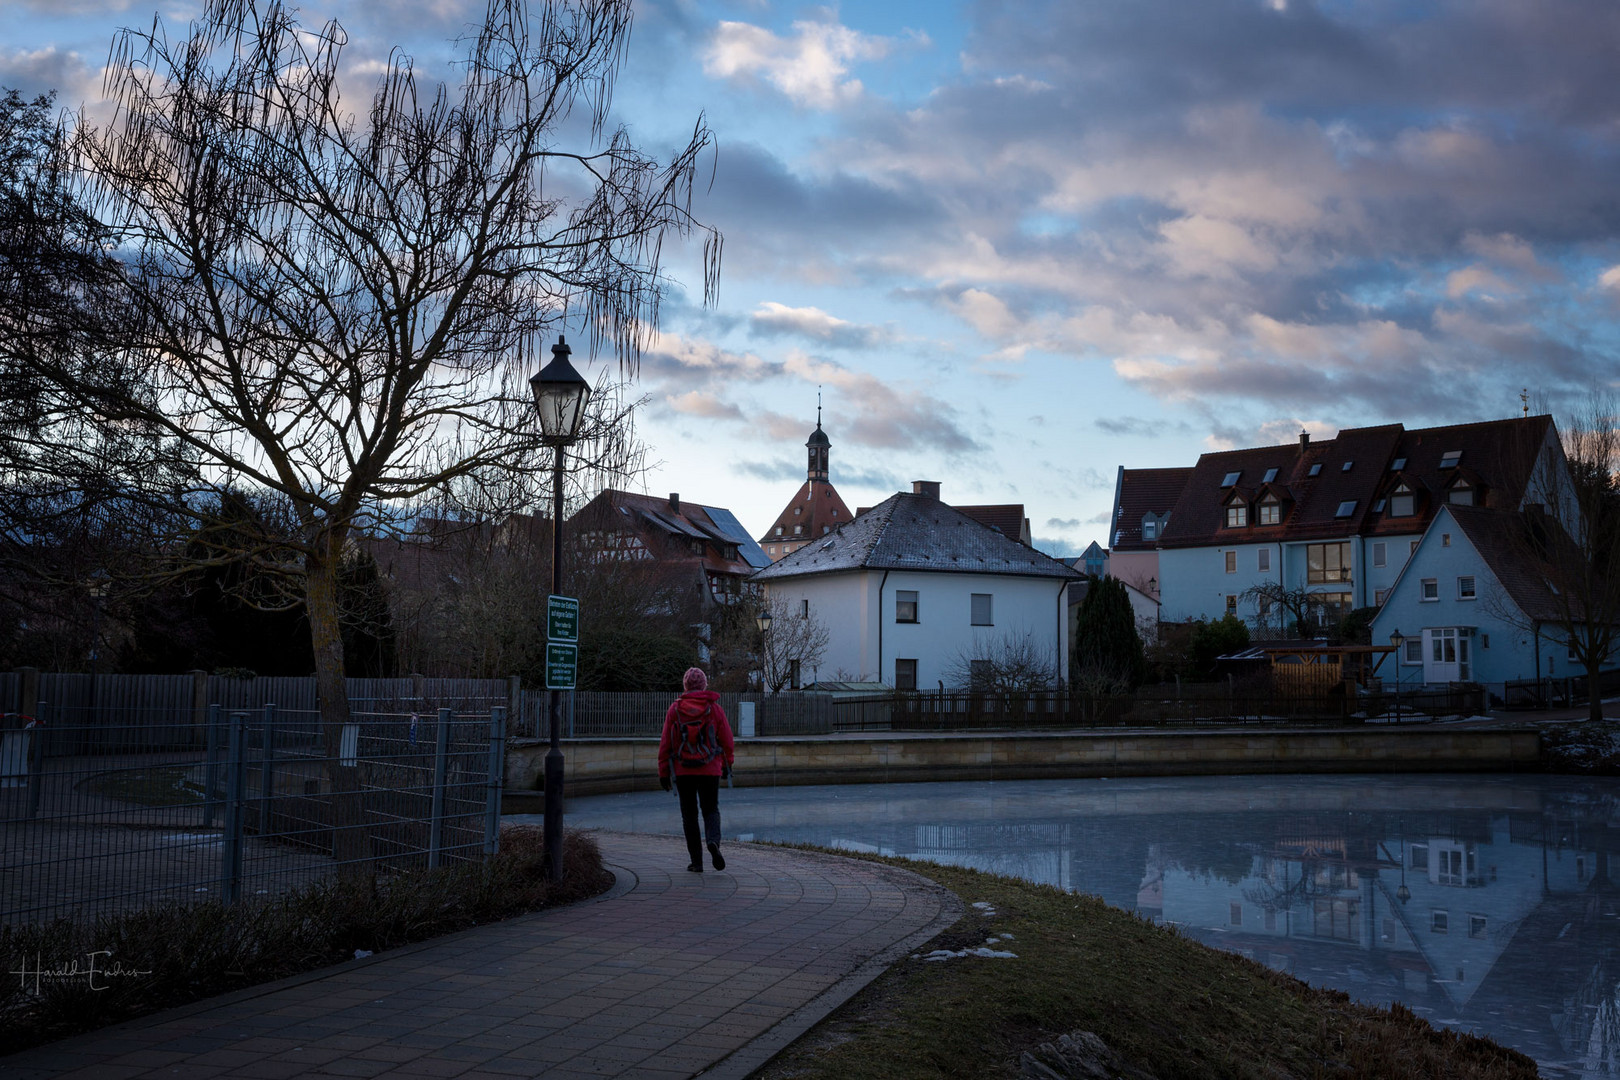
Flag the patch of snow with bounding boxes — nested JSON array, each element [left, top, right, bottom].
[[353, 949, 373, 960], [922, 947, 1018, 961]]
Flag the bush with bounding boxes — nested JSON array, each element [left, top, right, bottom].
[[1188, 615, 1251, 680], [0, 828, 611, 1054]]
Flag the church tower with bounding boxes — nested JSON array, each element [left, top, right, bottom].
[[758, 404, 853, 562]]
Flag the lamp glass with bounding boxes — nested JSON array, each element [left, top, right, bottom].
[[756, 611, 773, 633], [1389, 627, 1405, 648], [530, 339, 591, 443]]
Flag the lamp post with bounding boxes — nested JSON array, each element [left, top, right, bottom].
[[1396, 816, 1411, 904], [1388, 628, 1406, 724], [756, 606, 773, 692], [530, 336, 591, 882]]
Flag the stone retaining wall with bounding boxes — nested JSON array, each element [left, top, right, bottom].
[[503, 726, 1541, 806]]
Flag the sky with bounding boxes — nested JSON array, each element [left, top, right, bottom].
[[5, 0, 1620, 555]]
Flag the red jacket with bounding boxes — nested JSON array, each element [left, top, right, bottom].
[[658, 691, 735, 778]]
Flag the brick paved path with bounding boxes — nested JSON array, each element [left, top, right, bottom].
[[0, 832, 960, 1080]]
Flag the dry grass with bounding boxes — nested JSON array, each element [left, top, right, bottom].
[[759, 853, 1538, 1080], [0, 827, 612, 1055]]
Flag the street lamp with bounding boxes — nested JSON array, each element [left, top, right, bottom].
[[756, 609, 773, 634], [530, 336, 591, 882], [1396, 817, 1411, 904], [1388, 628, 1406, 724]]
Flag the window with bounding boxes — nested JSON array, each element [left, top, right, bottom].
[[1390, 457, 1407, 471], [1257, 549, 1271, 573], [1448, 484, 1473, 506], [1335, 500, 1357, 518], [1263, 467, 1278, 483], [1389, 483, 1415, 517], [1259, 499, 1281, 525], [1404, 638, 1423, 664], [1469, 915, 1487, 939], [793, 506, 801, 516], [1220, 550, 1235, 573], [895, 659, 917, 692], [1373, 499, 1386, 512], [800, 598, 810, 617], [1431, 910, 1449, 934], [775, 526, 783, 536], [1421, 578, 1438, 601], [789, 659, 802, 690], [1442, 533, 1451, 547], [1226, 594, 1238, 615], [1411, 539, 1420, 555], [896, 590, 918, 623], [1308, 463, 1323, 477], [971, 593, 993, 626], [1372, 541, 1387, 568], [1306, 542, 1351, 583], [1226, 504, 1248, 528], [1142, 517, 1157, 540], [1410, 844, 1428, 870], [1222, 470, 1242, 487], [1374, 588, 1388, 605], [823, 526, 830, 535], [1342, 461, 1354, 472], [1230, 903, 1243, 926], [1440, 450, 1462, 468], [1458, 576, 1476, 600]]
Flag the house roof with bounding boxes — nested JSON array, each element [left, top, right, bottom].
[[750, 492, 1082, 583], [1444, 504, 1569, 622], [954, 504, 1031, 545], [1111, 467, 1194, 550], [1154, 415, 1554, 548], [758, 479, 853, 550], [571, 490, 767, 577]]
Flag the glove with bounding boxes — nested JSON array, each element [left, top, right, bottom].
[[722, 765, 732, 780], [659, 776, 671, 792]]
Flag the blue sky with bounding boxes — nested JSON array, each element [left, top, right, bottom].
[[5, 0, 1620, 554]]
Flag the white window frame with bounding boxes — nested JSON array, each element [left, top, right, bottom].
[[970, 593, 994, 626], [1404, 638, 1423, 664], [1372, 542, 1386, 568], [1225, 550, 1237, 574], [1226, 504, 1247, 528], [1257, 549, 1271, 573], [1420, 578, 1438, 601], [1457, 576, 1476, 600], [896, 590, 919, 623], [1259, 500, 1281, 525]]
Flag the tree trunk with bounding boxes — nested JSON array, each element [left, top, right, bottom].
[[1589, 663, 1606, 723], [307, 531, 368, 871]]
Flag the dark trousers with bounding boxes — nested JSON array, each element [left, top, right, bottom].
[[674, 774, 721, 865]]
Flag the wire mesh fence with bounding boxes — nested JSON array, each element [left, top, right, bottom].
[[1, 705, 505, 926]]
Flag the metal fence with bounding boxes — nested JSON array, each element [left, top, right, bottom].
[[1, 705, 505, 926], [829, 685, 1488, 733], [534, 691, 835, 738]]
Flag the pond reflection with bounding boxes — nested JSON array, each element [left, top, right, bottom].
[[559, 774, 1620, 1078]]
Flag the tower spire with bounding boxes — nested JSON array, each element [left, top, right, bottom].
[[805, 397, 830, 482]]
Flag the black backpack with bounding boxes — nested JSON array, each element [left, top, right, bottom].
[[673, 705, 721, 768]]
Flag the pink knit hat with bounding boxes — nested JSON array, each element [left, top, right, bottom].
[[682, 667, 708, 692]]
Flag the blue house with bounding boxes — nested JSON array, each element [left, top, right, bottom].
[[1369, 503, 1608, 700]]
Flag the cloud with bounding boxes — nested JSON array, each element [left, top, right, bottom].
[[781, 350, 980, 453], [0, 47, 101, 106], [749, 302, 894, 349], [736, 459, 807, 483], [666, 391, 743, 420], [703, 17, 898, 109], [1598, 265, 1620, 292], [1045, 517, 1081, 529]]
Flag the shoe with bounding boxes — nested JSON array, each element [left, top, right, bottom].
[[687, 863, 703, 873], [708, 842, 726, 871]]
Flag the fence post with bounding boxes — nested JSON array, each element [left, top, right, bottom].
[[258, 703, 276, 838], [428, 707, 451, 869], [203, 703, 222, 828], [484, 706, 506, 857], [189, 669, 209, 749], [26, 701, 47, 819], [507, 675, 521, 738], [222, 711, 247, 904]]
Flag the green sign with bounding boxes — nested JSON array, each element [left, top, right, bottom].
[[547, 595, 579, 643], [545, 643, 577, 691]]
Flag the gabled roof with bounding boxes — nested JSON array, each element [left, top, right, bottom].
[[1445, 505, 1568, 622], [954, 504, 1031, 546], [1111, 466, 1194, 550], [758, 479, 853, 551], [570, 490, 766, 576], [750, 492, 1082, 582], [1152, 416, 1556, 548]]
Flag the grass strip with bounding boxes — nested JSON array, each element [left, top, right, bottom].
[[758, 850, 1538, 1080], [0, 826, 612, 1055]]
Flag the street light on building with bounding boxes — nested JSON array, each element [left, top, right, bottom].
[[1388, 628, 1406, 724], [530, 336, 591, 882]]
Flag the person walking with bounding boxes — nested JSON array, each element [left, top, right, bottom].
[[658, 667, 735, 873]]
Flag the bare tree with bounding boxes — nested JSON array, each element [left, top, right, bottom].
[[1239, 581, 1329, 639], [10, 0, 719, 854], [757, 593, 831, 693], [945, 630, 1058, 694]]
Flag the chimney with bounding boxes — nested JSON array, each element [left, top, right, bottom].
[[669, 493, 680, 515], [1299, 430, 1310, 450], [911, 480, 941, 500]]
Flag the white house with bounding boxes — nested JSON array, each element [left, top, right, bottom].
[[750, 483, 1081, 690]]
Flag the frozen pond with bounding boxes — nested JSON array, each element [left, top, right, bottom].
[[549, 773, 1620, 1078]]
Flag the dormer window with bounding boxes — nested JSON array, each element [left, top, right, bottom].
[[794, 506, 801, 516], [1259, 496, 1282, 525], [775, 526, 783, 536], [1449, 481, 1474, 506], [1221, 471, 1242, 487], [1226, 504, 1247, 528], [1142, 516, 1158, 541], [1440, 450, 1462, 469], [1389, 482, 1415, 517]]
